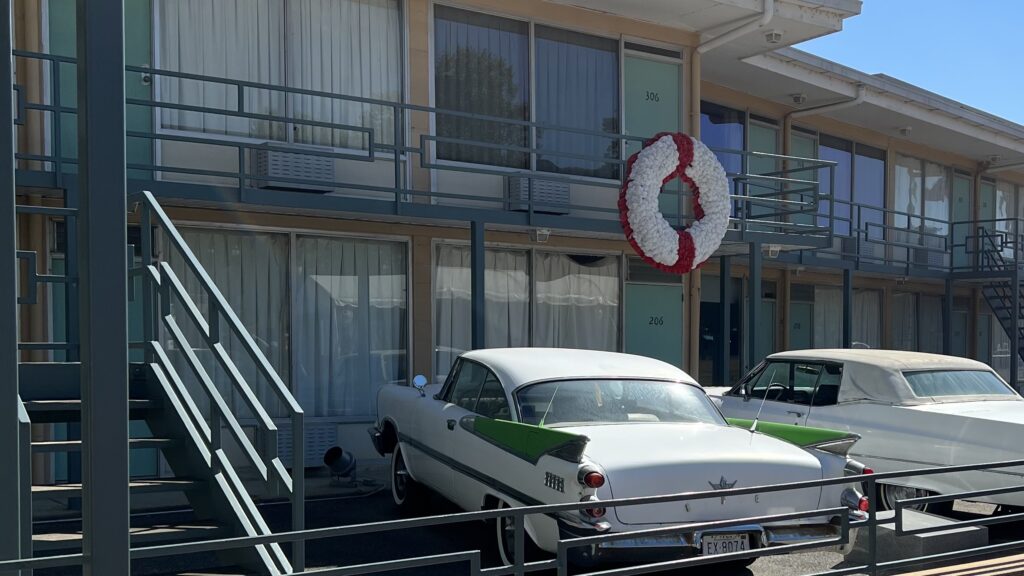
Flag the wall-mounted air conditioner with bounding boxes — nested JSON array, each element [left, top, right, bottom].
[[506, 176, 570, 215], [252, 143, 335, 193]]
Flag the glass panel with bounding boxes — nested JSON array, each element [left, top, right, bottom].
[[813, 286, 842, 348], [747, 122, 780, 221], [294, 236, 407, 418], [923, 162, 950, 237], [700, 102, 744, 217], [699, 273, 742, 386], [434, 5, 529, 167], [991, 318, 1012, 381], [852, 289, 881, 348], [952, 175, 972, 269], [449, 361, 487, 410], [791, 363, 823, 405], [892, 154, 922, 263], [904, 370, 1014, 397], [891, 292, 918, 351], [854, 145, 886, 252], [535, 26, 620, 179], [534, 253, 620, 350], [166, 229, 290, 417], [433, 245, 530, 382], [996, 181, 1017, 259], [516, 380, 724, 426], [818, 136, 852, 235], [476, 372, 511, 420], [789, 131, 817, 227], [287, 0, 402, 147], [748, 362, 790, 401]]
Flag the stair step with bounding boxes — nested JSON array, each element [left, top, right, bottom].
[[32, 478, 203, 499], [31, 437, 178, 453], [33, 521, 224, 553], [23, 399, 156, 423]]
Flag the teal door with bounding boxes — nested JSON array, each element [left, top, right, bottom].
[[790, 301, 813, 350], [952, 174, 971, 269], [624, 54, 681, 220], [625, 284, 683, 367]]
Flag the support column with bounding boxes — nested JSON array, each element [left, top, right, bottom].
[[685, 47, 703, 377], [470, 221, 485, 350], [842, 268, 852, 348], [77, 0, 130, 574], [747, 243, 761, 372], [717, 256, 731, 386], [0, 0, 23, 571], [943, 279, 954, 355], [1013, 270, 1020, 390]]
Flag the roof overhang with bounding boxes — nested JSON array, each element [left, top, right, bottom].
[[545, 0, 861, 57]]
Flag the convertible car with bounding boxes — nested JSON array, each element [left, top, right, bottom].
[[709, 349, 1024, 513], [369, 348, 866, 567]]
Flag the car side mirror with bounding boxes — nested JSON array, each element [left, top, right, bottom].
[[412, 374, 428, 397]]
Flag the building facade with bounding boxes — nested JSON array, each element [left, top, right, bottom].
[[11, 0, 1024, 471]]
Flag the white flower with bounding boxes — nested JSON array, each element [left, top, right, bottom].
[[622, 134, 730, 271]]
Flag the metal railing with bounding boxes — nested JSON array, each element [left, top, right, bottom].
[[7, 457, 1024, 575], [12, 49, 835, 243], [130, 190, 305, 572]]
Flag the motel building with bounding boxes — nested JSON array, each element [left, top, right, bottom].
[[5, 0, 1024, 573]]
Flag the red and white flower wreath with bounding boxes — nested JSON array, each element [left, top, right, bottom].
[[618, 132, 730, 274]]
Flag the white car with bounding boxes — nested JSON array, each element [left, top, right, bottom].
[[709, 349, 1024, 513], [369, 348, 866, 567]]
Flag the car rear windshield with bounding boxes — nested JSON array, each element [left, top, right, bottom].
[[903, 370, 1016, 398], [515, 379, 725, 427]]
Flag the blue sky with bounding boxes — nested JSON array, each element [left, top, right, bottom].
[[796, 0, 1024, 125]]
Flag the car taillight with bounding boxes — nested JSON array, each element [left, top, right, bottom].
[[583, 472, 605, 489], [858, 497, 870, 513], [863, 467, 874, 475]]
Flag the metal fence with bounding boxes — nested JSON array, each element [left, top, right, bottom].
[[7, 457, 1024, 575]]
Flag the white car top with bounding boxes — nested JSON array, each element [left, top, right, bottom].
[[461, 347, 699, 389], [763, 349, 1010, 405]]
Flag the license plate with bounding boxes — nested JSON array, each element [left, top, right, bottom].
[[701, 533, 750, 556]]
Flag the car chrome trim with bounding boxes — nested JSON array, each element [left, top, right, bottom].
[[851, 453, 1024, 479]]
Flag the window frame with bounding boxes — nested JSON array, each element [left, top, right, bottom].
[[728, 359, 844, 406], [429, 2, 673, 184], [439, 358, 512, 419]]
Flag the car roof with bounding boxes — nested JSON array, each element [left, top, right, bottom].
[[460, 348, 699, 389], [767, 349, 990, 371]]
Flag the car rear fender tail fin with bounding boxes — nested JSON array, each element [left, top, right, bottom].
[[726, 417, 860, 453], [460, 415, 590, 464]]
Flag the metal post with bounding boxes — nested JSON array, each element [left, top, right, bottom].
[[1013, 267, 1020, 390], [717, 256, 731, 386], [943, 278, 953, 355], [470, 221, 485, 350], [0, 0, 23, 572], [747, 243, 761, 371], [77, 0, 130, 574], [842, 268, 852, 348]]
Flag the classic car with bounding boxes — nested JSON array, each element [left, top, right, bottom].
[[708, 349, 1024, 513], [369, 348, 867, 567]]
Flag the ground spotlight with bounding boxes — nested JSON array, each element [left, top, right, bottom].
[[324, 446, 357, 486]]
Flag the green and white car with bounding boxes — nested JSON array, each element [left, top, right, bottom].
[[369, 348, 866, 567]]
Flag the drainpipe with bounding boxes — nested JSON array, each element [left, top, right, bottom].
[[697, 0, 775, 54], [786, 84, 867, 121]]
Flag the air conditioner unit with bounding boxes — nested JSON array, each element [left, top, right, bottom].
[[277, 421, 338, 468], [253, 143, 335, 193], [505, 176, 570, 215]]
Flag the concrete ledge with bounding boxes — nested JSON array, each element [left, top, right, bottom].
[[847, 510, 988, 565]]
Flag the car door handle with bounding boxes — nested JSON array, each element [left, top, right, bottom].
[[446, 419, 456, 431], [787, 410, 804, 418]]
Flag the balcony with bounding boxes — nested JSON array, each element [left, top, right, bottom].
[[13, 50, 836, 254]]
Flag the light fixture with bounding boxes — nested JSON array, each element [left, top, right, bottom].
[[765, 29, 784, 44], [790, 93, 807, 105], [898, 126, 912, 137], [324, 446, 358, 487], [530, 228, 551, 243], [764, 244, 781, 258]]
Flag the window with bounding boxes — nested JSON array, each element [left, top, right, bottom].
[[814, 135, 885, 239], [157, 0, 402, 148], [434, 7, 620, 178], [448, 361, 487, 410], [516, 380, 724, 427], [904, 370, 1014, 397], [475, 373, 511, 420], [894, 154, 950, 265], [433, 245, 621, 374], [747, 362, 791, 401], [852, 289, 882, 349]]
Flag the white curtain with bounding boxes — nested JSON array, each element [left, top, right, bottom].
[[287, 0, 401, 148], [891, 292, 918, 351], [293, 237, 407, 418], [852, 289, 881, 348], [432, 245, 530, 382], [165, 228, 290, 417], [158, 0, 400, 147], [158, 0, 286, 139], [534, 253, 619, 351], [813, 287, 842, 348]]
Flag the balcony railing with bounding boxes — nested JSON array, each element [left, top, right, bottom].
[[12, 49, 834, 246]]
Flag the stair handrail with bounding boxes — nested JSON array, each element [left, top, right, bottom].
[[129, 190, 305, 571]]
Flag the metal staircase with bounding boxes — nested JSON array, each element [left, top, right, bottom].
[[17, 191, 304, 574], [978, 228, 1024, 368]]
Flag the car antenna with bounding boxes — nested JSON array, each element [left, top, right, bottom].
[[750, 383, 784, 434]]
